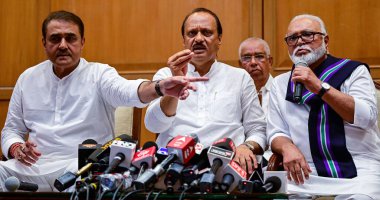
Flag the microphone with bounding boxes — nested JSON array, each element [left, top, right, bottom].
[[78, 139, 101, 179], [164, 162, 185, 192], [104, 140, 136, 174], [54, 135, 134, 192], [5, 176, 38, 192], [261, 176, 282, 193], [87, 134, 135, 163], [218, 160, 247, 192], [199, 138, 235, 193], [181, 148, 210, 187], [133, 135, 198, 190], [132, 141, 158, 177], [238, 168, 264, 193], [293, 61, 308, 102]]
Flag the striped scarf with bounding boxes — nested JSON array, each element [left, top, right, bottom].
[[285, 55, 368, 178]]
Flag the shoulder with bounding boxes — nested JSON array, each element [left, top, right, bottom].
[[272, 71, 291, 87], [153, 67, 172, 80], [218, 62, 249, 77]]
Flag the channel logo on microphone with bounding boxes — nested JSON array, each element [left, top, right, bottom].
[[167, 136, 196, 164]]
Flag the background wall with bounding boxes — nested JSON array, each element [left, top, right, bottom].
[[1, 0, 380, 155]]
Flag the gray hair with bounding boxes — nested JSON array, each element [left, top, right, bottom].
[[288, 14, 327, 35], [238, 37, 271, 59]]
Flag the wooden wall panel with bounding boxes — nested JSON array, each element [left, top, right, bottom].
[[263, 0, 380, 79], [0, 0, 259, 152]]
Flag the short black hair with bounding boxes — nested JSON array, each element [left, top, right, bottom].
[[181, 7, 223, 37], [42, 10, 84, 39]]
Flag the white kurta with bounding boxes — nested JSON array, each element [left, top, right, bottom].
[[259, 75, 273, 115], [267, 65, 380, 198], [1, 58, 146, 186], [144, 61, 267, 149]]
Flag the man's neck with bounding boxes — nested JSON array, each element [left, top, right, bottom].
[[254, 76, 269, 93], [191, 59, 215, 76], [309, 54, 328, 71], [53, 61, 80, 79]]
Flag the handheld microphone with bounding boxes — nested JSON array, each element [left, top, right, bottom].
[[218, 160, 247, 192], [104, 140, 136, 173], [78, 139, 101, 178], [181, 148, 210, 186], [261, 176, 282, 193], [293, 61, 308, 103], [5, 176, 38, 192], [199, 138, 235, 193], [132, 141, 158, 177]]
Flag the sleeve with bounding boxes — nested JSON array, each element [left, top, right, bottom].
[[343, 65, 378, 128], [98, 66, 147, 108], [144, 68, 176, 133], [241, 72, 267, 150], [266, 77, 292, 147], [1, 74, 29, 159]]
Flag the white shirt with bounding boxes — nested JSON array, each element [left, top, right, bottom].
[[145, 61, 267, 149], [259, 75, 273, 115], [1, 58, 146, 174], [267, 65, 380, 198]]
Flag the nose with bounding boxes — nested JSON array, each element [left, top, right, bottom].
[[194, 32, 204, 42], [58, 38, 68, 49]]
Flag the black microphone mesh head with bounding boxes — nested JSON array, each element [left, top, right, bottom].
[[212, 138, 235, 151], [142, 141, 157, 150], [265, 176, 282, 193], [118, 134, 136, 143], [5, 176, 20, 192], [82, 139, 97, 144]]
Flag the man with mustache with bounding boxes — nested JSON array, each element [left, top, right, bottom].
[[0, 10, 207, 191], [145, 8, 266, 175], [267, 14, 380, 199]]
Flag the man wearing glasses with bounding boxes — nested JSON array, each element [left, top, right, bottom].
[[267, 14, 380, 199], [239, 37, 273, 114]]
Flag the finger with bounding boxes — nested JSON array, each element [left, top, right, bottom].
[[249, 153, 258, 169], [168, 50, 192, 67], [185, 77, 209, 82], [283, 165, 292, 182], [179, 90, 190, 100], [293, 164, 303, 184], [301, 161, 311, 180], [171, 54, 193, 69], [26, 141, 41, 157], [24, 154, 37, 164], [245, 155, 253, 174], [185, 84, 197, 92], [17, 152, 32, 167], [239, 156, 247, 172]]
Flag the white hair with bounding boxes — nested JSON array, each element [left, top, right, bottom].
[[238, 37, 271, 59], [288, 14, 327, 35]]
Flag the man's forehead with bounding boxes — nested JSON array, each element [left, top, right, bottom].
[[287, 18, 321, 34], [185, 12, 216, 29], [241, 41, 266, 53]]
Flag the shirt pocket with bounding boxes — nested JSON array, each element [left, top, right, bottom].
[[211, 92, 240, 122]]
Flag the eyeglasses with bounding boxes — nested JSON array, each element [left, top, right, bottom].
[[284, 31, 325, 46], [240, 54, 267, 63]]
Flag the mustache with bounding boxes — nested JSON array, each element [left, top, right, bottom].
[[56, 50, 71, 56], [292, 45, 313, 56], [192, 43, 206, 50]]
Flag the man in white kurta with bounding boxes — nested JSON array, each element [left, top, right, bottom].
[[144, 8, 267, 174], [267, 14, 380, 199], [0, 10, 206, 192]]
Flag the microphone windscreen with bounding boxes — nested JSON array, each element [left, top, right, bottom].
[[5, 176, 19, 192], [212, 138, 235, 151], [82, 139, 98, 144], [142, 141, 157, 150], [295, 60, 308, 67], [265, 176, 282, 193]]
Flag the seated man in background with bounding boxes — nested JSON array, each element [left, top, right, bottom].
[[0, 10, 206, 192], [144, 7, 267, 174], [267, 14, 380, 199], [238, 37, 274, 164], [239, 37, 273, 114]]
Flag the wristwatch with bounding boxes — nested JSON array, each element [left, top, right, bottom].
[[243, 142, 255, 152], [317, 82, 331, 97], [155, 80, 164, 96]]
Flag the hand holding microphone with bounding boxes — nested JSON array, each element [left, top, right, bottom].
[[292, 61, 308, 102]]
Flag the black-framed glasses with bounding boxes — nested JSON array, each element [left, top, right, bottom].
[[240, 54, 267, 63], [284, 31, 325, 46]]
